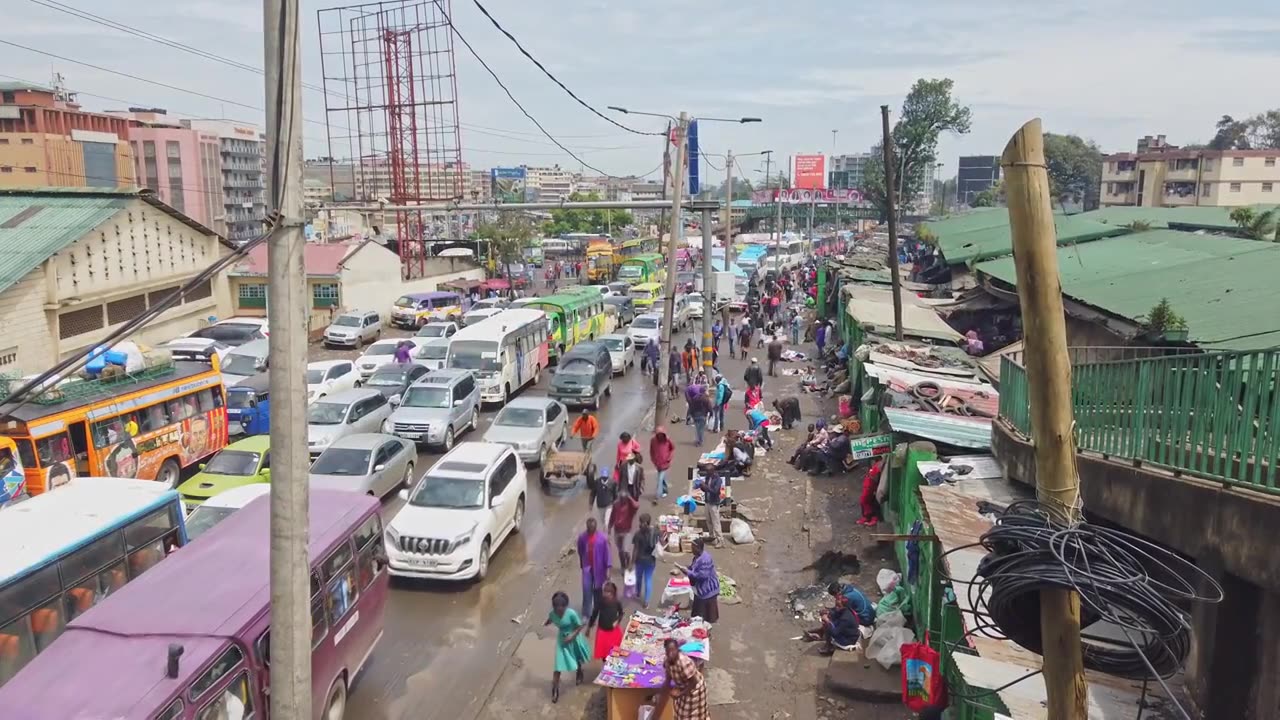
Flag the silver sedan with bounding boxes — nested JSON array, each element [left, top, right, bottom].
[[308, 433, 415, 499], [481, 396, 569, 466]]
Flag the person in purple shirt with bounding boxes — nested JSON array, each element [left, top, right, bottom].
[[393, 340, 413, 364], [577, 517, 612, 620], [676, 538, 720, 624]]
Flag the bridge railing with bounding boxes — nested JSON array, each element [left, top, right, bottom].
[[999, 348, 1280, 494]]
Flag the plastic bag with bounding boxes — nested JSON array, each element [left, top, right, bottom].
[[876, 609, 906, 629], [867, 626, 915, 669], [730, 518, 755, 544], [877, 586, 912, 618], [901, 632, 945, 711], [624, 568, 638, 598], [877, 569, 900, 594]]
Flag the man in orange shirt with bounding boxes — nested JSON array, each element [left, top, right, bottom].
[[571, 409, 599, 452]]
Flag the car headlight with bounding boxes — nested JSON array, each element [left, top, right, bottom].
[[311, 436, 332, 447], [451, 531, 474, 552]]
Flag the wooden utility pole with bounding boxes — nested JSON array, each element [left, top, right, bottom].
[[879, 105, 905, 340], [1002, 118, 1088, 720], [655, 112, 688, 426]]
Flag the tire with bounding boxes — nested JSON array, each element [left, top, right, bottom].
[[401, 462, 414, 490], [324, 679, 347, 720], [533, 365, 542, 384], [503, 384, 511, 406], [512, 496, 525, 534], [468, 408, 479, 432], [535, 444, 547, 467], [443, 427, 455, 451], [604, 381, 612, 398], [157, 459, 181, 489], [475, 539, 491, 581]]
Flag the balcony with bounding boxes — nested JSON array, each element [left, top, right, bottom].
[[1165, 164, 1200, 181], [1163, 182, 1198, 205]]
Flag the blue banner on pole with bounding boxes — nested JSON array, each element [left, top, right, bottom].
[[687, 120, 700, 195]]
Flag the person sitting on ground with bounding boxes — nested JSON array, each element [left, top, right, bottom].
[[804, 593, 860, 655], [790, 423, 818, 465], [809, 425, 851, 475], [827, 581, 878, 626], [772, 396, 801, 430]]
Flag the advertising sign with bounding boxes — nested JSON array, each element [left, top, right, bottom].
[[491, 167, 526, 203], [849, 432, 893, 460], [687, 120, 700, 195], [794, 154, 826, 189], [751, 188, 866, 205]]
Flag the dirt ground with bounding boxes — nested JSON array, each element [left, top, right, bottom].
[[473, 347, 913, 720]]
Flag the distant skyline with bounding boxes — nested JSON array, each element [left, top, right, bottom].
[[6, 0, 1280, 183]]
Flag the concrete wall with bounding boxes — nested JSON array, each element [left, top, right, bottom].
[[340, 246, 484, 320]]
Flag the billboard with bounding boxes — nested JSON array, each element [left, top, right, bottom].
[[751, 188, 866, 205], [491, 167, 526, 203], [794, 154, 826, 189], [687, 120, 700, 195]]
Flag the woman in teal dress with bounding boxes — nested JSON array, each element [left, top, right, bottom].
[[546, 590, 592, 702]]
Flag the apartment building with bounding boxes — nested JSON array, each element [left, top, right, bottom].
[[524, 165, 575, 201], [467, 169, 492, 202], [1101, 149, 1280, 208], [107, 108, 223, 230], [0, 81, 135, 189], [183, 120, 267, 243], [828, 153, 871, 190]]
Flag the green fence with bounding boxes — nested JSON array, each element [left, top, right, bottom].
[[999, 349, 1280, 493]]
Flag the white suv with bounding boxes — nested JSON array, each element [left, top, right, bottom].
[[384, 442, 526, 582]]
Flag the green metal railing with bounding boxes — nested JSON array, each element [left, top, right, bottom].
[[999, 349, 1280, 494]]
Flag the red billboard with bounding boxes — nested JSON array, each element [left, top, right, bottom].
[[793, 154, 826, 189]]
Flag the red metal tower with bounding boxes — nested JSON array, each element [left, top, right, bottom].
[[318, 0, 463, 278]]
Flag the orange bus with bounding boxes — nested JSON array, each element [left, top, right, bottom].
[[0, 358, 229, 495]]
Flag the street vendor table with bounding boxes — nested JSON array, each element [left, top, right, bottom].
[[595, 611, 712, 720]]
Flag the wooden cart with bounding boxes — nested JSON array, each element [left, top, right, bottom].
[[539, 450, 596, 491]]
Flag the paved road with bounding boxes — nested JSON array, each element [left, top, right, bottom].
[[311, 324, 678, 720]]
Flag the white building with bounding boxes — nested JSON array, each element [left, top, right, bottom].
[[524, 165, 576, 201], [183, 119, 267, 244]]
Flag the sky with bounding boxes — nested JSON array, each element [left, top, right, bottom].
[[6, 0, 1280, 185]]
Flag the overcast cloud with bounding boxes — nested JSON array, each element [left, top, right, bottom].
[[5, 0, 1280, 180]]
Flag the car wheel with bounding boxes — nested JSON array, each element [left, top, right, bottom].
[[443, 427, 455, 451], [468, 407, 479, 432], [604, 382, 613, 397], [157, 459, 181, 489], [401, 462, 414, 490], [324, 679, 347, 720], [475, 539, 491, 581], [533, 365, 542, 384], [536, 444, 547, 467], [503, 384, 511, 406], [512, 496, 525, 534]]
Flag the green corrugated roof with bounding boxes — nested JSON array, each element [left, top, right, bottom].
[[975, 229, 1280, 350], [0, 191, 130, 294], [1075, 205, 1280, 233], [934, 213, 1130, 265], [919, 208, 1008, 238]]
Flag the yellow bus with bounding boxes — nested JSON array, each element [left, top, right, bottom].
[[586, 240, 614, 282], [628, 282, 663, 311]]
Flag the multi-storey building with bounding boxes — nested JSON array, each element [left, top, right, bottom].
[[0, 81, 135, 189], [956, 155, 1000, 205], [183, 120, 267, 243], [1101, 148, 1280, 208], [828, 153, 871, 190], [107, 108, 223, 230], [524, 165, 575, 201], [467, 169, 492, 202]]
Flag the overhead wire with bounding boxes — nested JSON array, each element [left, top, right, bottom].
[[465, 0, 661, 137]]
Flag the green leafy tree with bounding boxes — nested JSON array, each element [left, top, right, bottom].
[[476, 211, 533, 282], [542, 192, 634, 236], [1229, 207, 1278, 241], [1210, 115, 1252, 150], [971, 187, 998, 207], [1246, 109, 1280, 149], [860, 78, 972, 219], [1043, 133, 1103, 210]]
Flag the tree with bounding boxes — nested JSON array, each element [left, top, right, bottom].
[[1246, 109, 1280, 149], [1043, 133, 1103, 210], [1209, 115, 1252, 150], [542, 192, 634, 236], [1229, 207, 1278, 241], [859, 78, 972, 218], [971, 187, 998, 207], [475, 211, 533, 283]]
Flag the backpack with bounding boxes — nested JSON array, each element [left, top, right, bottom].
[[720, 383, 734, 404]]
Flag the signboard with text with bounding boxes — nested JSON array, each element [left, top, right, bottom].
[[794, 154, 826, 189], [849, 432, 893, 460], [751, 188, 866, 205], [491, 167, 526, 203]]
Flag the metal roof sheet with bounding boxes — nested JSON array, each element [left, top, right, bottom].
[[1077, 204, 1280, 233], [975, 229, 1280, 351], [0, 192, 129, 295], [844, 286, 963, 343], [881, 407, 992, 448], [936, 214, 1130, 266]]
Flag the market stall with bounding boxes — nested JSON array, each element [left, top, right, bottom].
[[594, 611, 712, 720]]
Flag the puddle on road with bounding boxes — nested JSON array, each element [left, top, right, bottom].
[[802, 549, 861, 584]]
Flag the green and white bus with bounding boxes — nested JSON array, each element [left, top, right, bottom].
[[524, 287, 609, 362], [616, 252, 666, 285]]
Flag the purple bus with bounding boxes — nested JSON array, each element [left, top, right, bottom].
[[0, 489, 388, 720]]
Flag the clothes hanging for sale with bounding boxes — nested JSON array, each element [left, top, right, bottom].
[[906, 520, 924, 584]]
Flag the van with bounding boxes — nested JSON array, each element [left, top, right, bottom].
[[226, 372, 271, 436], [549, 341, 613, 409], [220, 338, 269, 386], [323, 309, 382, 348], [383, 368, 481, 451]]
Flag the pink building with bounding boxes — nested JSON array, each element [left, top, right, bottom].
[[115, 109, 224, 232]]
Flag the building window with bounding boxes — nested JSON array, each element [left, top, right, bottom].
[[106, 294, 148, 325], [1230, 182, 1242, 192], [1202, 159, 1213, 171], [1232, 157, 1244, 167], [1264, 183, 1274, 193], [23, 167, 36, 173], [143, 141, 159, 191], [238, 283, 267, 309], [0, 167, 11, 173], [312, 283, 339, 309], [20, 138, 33, 145], [1267, 157, 1277, 167], [59, 305, 105, 340], [0, 139, 7, 145], [147, 286, 182, 309], [1202, 183, 1211, 197], [186, 279, 213, 302], [1, 91, 13, 104]]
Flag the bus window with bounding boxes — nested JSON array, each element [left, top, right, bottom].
[[195, 671, 252, 720], [13, 439, 35, 469], [142, 404, 169, 433], [125, 507, 180, 551], [322, 543, 358, 625], [60, 532, 125, 588], [35, 434, 71, 467], [154, 699, 184, 720], [127, 540, 166, 579], [198, 389, 217, 413], [354, 515, 383, 591], [28, 600, 63, 652], [92, 417, 127, 448], [190, 645, 245, 700], [0, 616, 36, 685], [310, 572, 327, 648]]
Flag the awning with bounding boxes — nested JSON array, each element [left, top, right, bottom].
[[441, 277, 485, 292], [881, 407, 992, 448], [845, 287, 963, 343]]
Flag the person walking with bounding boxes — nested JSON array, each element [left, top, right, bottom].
[[588, 467, 616, 531], [676, 538, 721, 621], [576, 518, 612, 621], [744, 357, 764, 389], [816, 320, 828, 356], [767, 336, 784, 377], [587, 581, 625, 663], [631, 513, 659, 607], [738, 322, 751, 361], [609, 493, 639, 565], [615, 432, 641, 468], [546, 591, 591, 703], [712, 375, 732, 433], [649, 427, 675, 498], [652, 638, 710, 720], [689, 387, 712, 447], [727, 317, 736, 357], [644, 338, 660, 382], [791, 312, 803, 346], [681, 339, 699, 382], [619, 451, 645, 500], [711, 319, 724, 354], [570, 409, 599, 453], [667, 347, 681, 395]]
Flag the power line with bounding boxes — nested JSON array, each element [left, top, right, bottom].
[[466, 0, 661, 137]]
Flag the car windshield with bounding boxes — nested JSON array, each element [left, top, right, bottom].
[[417, 325, 448, 337], [495, 407, 543, 427], [305, 369, 325, 384], [185, 506, 238, 541], [333, 316, 362, 327], [364, 343, 397, 356], [223, 354, 263, 376], [394, 296, 420, 308], [409, 475, 484, 509], [450, 340, 501, 372], [559, 359, 596, 376], [226, 391, 256, 409], [628, 289, 652, 299], [311, 448, 372, 475], [367, 369, 408, 387], [688, 295, 704, 305], [602, 338, 624, 352], [617, 266, 641, 279], [191, 326, 256, 345], [307, 402, 349, 425], [633, 317, 658, 329], [402, 386, 450, 408], [421, 343, 449, 360], [205, 450, 260, 476]]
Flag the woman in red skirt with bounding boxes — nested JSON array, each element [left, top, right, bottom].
[[588, 581, 625, 660]]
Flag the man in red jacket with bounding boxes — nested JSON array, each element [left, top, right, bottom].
[[649, 426, 675, 499]]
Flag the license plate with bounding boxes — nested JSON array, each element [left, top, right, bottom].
[[406, 557, 438, 568], [399, 432, 422, 440]]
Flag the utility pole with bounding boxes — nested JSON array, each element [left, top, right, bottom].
[[700, 207, 714, 370], [1003, 119, 1088, 720], [264, 0, 311, 717], [655, 112, 687, 425], [880, 105, 905, 341], [721, 150, 734, 338], [772, 157, 784, 273]]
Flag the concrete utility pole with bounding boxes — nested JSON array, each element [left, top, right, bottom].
[[1003, 119, 1088, 720], [264, 0, 311, 716], [655, 112, 688, 425], [880, 105, 905, 341], [721, 150, 734, 338], [700, 208, 714, 370], [772, 159, 784, 272]]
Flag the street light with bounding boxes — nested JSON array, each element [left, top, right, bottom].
[[607, 106, 761, 124]]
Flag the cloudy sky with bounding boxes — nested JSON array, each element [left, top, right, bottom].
[[6, 0, 1280, 183]]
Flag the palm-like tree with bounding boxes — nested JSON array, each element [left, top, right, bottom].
[[1228, 207, 1278, 241]]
